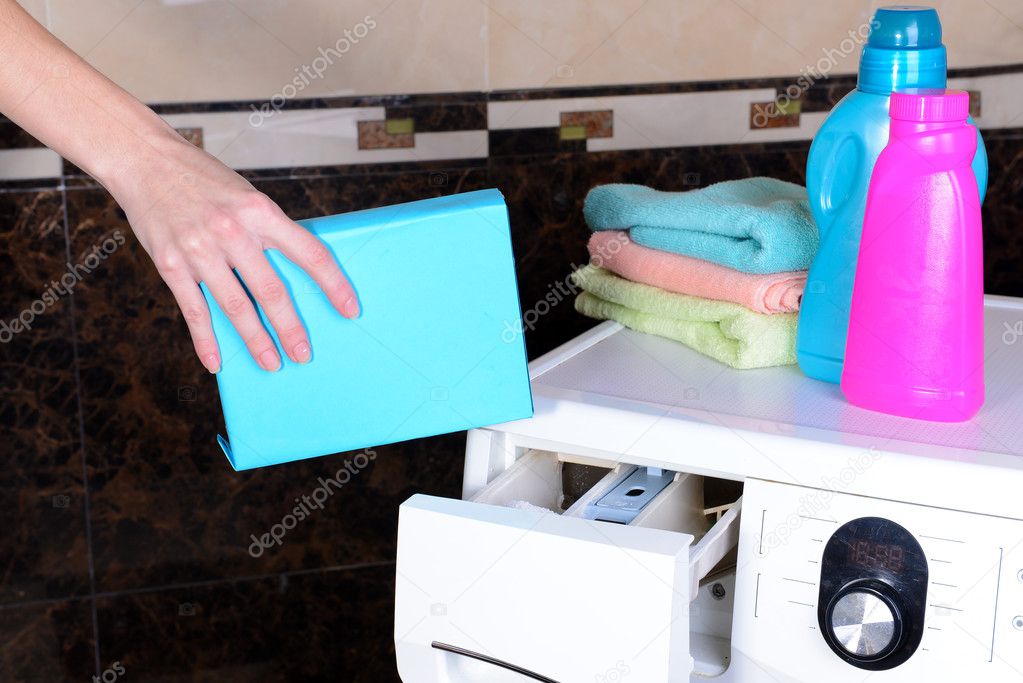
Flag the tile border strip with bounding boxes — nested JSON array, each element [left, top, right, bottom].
[[0, 64, 1020, 184]]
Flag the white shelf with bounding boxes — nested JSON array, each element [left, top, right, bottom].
[[487, 297, 1023, 520]]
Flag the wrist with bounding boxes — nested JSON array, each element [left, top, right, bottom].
[[92, 114, 188, 203]]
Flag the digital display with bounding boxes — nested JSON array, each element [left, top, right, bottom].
[[848, 539, 905, 573]]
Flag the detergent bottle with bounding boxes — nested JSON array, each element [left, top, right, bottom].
[[841, 89, 983, 421], [797, 5, 987, 383]]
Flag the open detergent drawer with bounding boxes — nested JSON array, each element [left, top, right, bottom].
[[395, 450, 742, 682]]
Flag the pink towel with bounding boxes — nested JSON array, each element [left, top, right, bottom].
[[588, 231, 805, 314]]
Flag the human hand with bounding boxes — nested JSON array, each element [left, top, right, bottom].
[[112, 130, 359, 374]]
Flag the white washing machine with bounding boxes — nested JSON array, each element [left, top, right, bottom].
[[394, 296, 1023, 682]]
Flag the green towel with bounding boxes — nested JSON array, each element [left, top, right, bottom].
[[572, 265, 797, 369]]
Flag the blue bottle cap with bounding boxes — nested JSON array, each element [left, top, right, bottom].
[[859, 6, 947, 95]]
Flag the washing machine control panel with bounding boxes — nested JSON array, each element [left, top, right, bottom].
[[732, 479, 1023, 682], [818, 517, 927, 669]]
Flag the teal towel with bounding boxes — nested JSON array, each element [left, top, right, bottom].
[[572, 265, 797, 369], [584, 177, 818, 274]]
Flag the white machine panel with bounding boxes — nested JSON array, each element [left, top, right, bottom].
[[395, 494, 696, 682], [733, 478, 1023, 682]]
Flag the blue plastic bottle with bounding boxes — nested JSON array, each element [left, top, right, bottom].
[[797, 6, 988, 383]]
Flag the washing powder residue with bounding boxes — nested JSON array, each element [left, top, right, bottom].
[[508, 500, 554, 514]]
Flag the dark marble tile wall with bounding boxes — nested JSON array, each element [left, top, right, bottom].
[[980, 128, 1023, 295], [0, 190, 91, 608], [2, 123, 1022, 682]]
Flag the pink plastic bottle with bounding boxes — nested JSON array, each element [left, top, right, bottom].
[[841, 89, 984, 422]]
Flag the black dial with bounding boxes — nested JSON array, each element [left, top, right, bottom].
[[818, 518, 927, 670]]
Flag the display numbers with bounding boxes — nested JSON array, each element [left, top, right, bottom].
[[848, 539, 905, 573]]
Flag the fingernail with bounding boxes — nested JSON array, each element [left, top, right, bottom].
[[342, 296, 360, 318], [258, 349, 281, 372], [203, 355, 221, 374], [293, 341, 311, 363]]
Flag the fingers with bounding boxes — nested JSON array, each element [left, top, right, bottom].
[[162, 272, 222, 374], [233, 251, 312, 364], [264, 218, 359, 319], [203, 266, 281, 372]]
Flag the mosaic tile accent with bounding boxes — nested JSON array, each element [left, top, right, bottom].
[[559, 110, 613, 138], [750, 99, 802, 129], [0, 63, 1021, 181], [559, 124, 587, 141], [384, 117, 414, 135], [357, 119, 415, 150]]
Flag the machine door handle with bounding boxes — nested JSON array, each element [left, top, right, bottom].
[[431, 641, 561, 683]]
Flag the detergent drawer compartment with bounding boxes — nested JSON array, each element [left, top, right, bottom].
[[394, 449, 741, 683]]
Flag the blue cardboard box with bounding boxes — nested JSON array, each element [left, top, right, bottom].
[[204, 189, 532, 470]]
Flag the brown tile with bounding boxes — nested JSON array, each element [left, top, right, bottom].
[[559, 110, 613, 138], [357, 120, 414, 150], [0, 190, 91, 606], [385, 101, 486, 132], [0, 119, 44, 149], [980, 129, 1023, 298], [489, 127, 586, 157], [968, 90, 982, 119], [0, 600, 96, 682], [253, 164, 489, 219], [95, 565, 399, 682]]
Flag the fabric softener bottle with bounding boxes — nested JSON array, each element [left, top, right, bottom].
[[797, 5, 987, 383], [842, 89, 983, 421]]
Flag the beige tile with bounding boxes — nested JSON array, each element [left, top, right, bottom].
[[950, 72, 1023, 129], [488, 0, 870, 90], [43, 0, 486, 103], [45, 0, 151, 55], [32, 0, 1023, 105], [487, 0, 648, 90], [15, 0, 49, 25], [487, 0, 1023, 91], [46, 0, 302, 103], [931, 0, 1023, 68], [238, 0, 487, 96], [0, 147, 62, 180]]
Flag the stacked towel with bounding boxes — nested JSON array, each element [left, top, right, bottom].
[[584, 177, 818, 274], [575, 178, 818, 368], [573, 266, 797, 369], [589, 231, 805, 314]]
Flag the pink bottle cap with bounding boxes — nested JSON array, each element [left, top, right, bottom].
[[889, 88, 970, 122]]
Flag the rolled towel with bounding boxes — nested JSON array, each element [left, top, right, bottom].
[[584, 177, 818, 274], [572, 265, 797, 369], [589, 231, 805, 314]]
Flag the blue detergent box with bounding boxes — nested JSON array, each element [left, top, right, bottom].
[[203, 189, 533, 470]]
